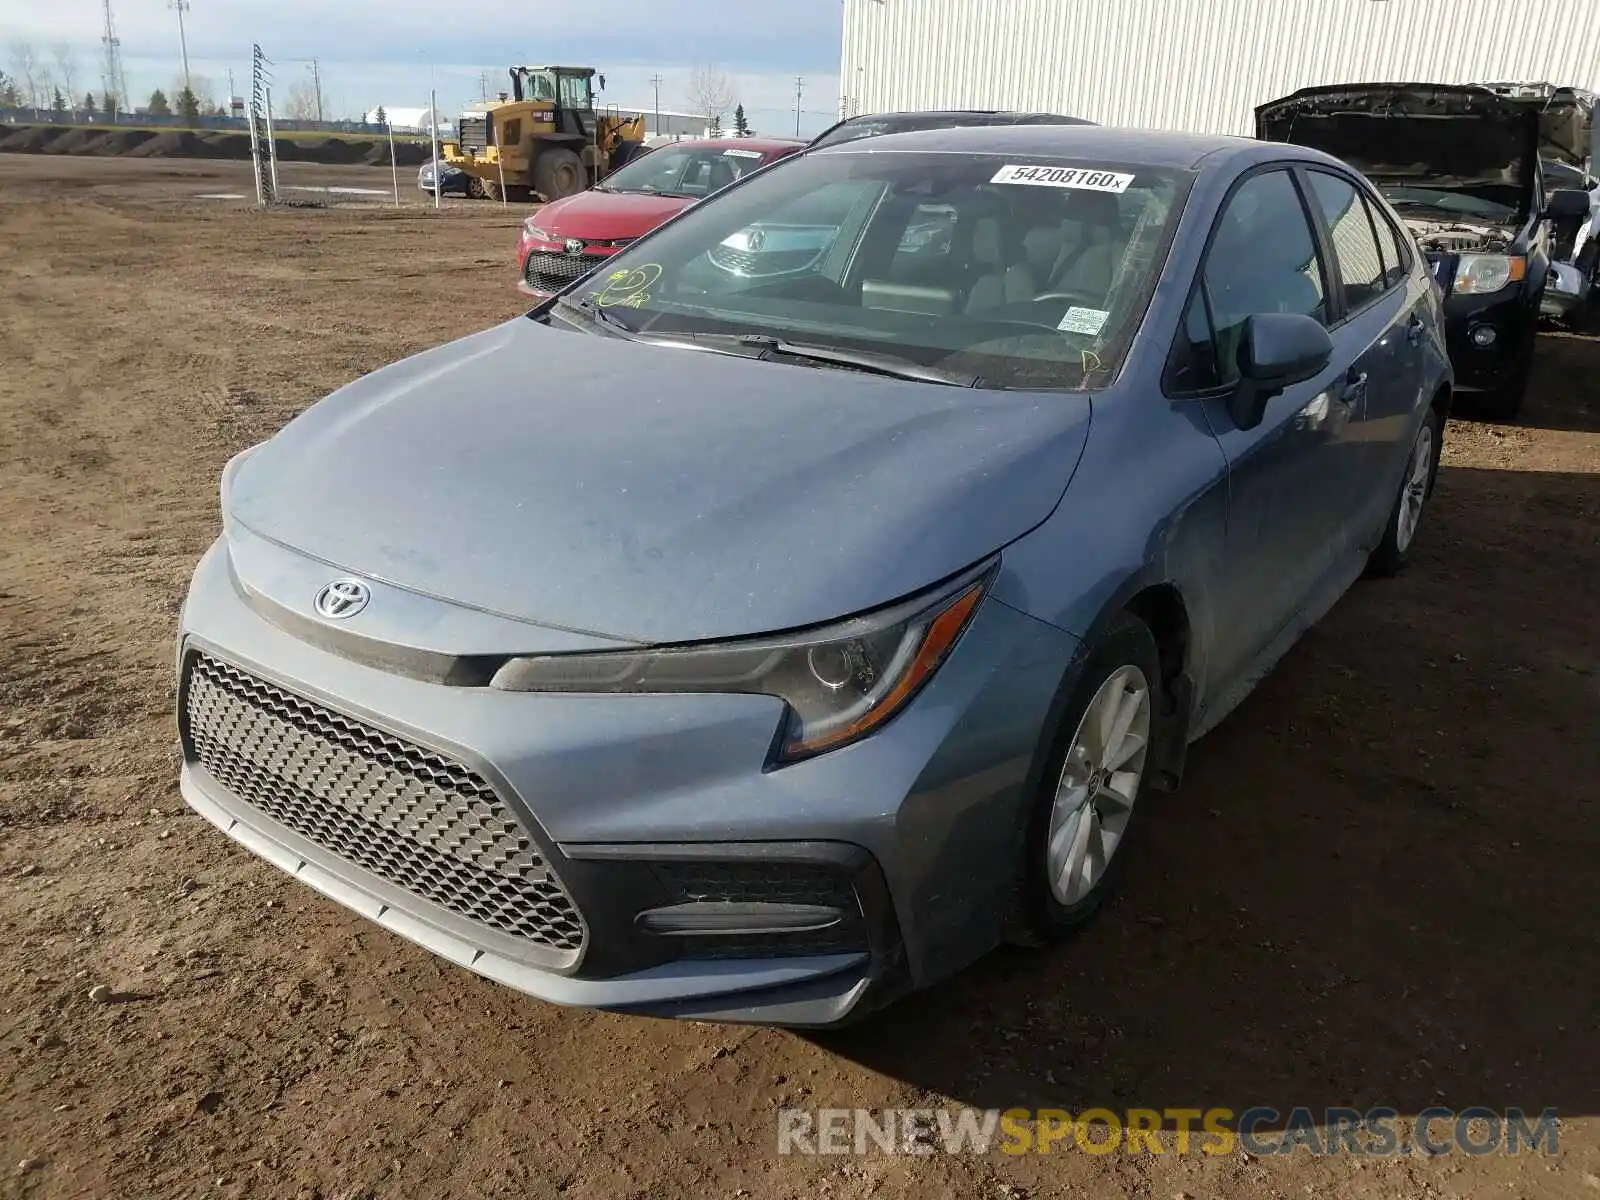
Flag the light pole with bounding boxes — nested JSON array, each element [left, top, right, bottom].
[[650, 73, 662, 135], [794, 75, 803, 137], [170, 0, 191, 97]]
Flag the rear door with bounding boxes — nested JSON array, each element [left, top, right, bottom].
[[1299, 168, 1425, 548], [1167, 166, 1368, 688]]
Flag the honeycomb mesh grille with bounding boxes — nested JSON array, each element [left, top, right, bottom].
[[524, 250, 597, 294], [183, 653, 586, 954]]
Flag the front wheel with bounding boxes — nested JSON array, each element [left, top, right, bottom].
[[533, 148, 587, 201], [1367, 406, 1441, 577], [1014, 614, 1163, 941]]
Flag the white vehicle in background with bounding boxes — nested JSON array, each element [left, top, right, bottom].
[[1478, 81, 1598, 321]]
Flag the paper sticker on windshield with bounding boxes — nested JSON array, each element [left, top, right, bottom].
[[991, 164, 1134, 193], [1057, 306, 1110, 335], [723, 148, 763, 159]]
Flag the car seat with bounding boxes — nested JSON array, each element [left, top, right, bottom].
[[1045, 192, 1123, 298]]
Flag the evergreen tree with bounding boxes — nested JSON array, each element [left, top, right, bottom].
[[177, 87, 200, 124], [147, 88, 171, 116], [84, 91, 95, 112], [102, 92, 117, 116], [732, 103, 749, 137], [51, 86, 67, 114], [375, 105, 388, 127]]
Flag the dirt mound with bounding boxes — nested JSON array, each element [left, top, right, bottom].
[[124, 130, 226, 159], [0, 126, 62, 153], [41, 128, 104, 154], [0, 123, 435, 166], [85, 129, 157, 154]]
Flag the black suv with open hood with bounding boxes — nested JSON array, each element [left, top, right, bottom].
[[1258, 83, 1592, 419]]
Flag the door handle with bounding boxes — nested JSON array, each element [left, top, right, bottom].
[[1406, 314, 1425, 346], [1340, 371, 1368, 405]]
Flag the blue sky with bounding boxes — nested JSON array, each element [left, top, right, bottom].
[[6, 0, 845, 134]]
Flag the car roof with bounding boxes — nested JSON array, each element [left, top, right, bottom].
[[811, 109, 1092, 145], [811, 122, 1265, 170], [691, 136, 807, 152]]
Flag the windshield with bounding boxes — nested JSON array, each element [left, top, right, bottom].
[[602, 144, 781, 197], [552, 150, 1192, 390], [1378, 184, 1522, 223]]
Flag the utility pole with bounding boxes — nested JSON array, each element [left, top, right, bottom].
[[650, 73, 662, 135], [226, 67, 234, 110], [171, 0, 191, 96], [310, 58, 323, 122], [794, 75, 803, 137], [101, 0, 128, 116]]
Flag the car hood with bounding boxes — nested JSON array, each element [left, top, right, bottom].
[[226, 318, 1092, 645], [1256, 83, 1540, 211], [532, 189, 695, 241], [1477, 82, 1596, 168]]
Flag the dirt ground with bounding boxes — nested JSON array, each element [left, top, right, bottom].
[[1, 155, 1597, 1200]]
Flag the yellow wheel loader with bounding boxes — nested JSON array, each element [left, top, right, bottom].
[[441, 66, 648, 202]]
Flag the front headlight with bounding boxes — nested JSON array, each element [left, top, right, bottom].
[[492, 563, 995, 762], [522, 220, 552, 242], [1453, 254, 1526, 295]]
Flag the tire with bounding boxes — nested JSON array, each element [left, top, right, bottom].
[[1013, 613, 1164, 943], [607, 139, 645, 173], [1366, 406, 1442, 577], [463, 175, 488, 201], [533, 148, 587, 201]]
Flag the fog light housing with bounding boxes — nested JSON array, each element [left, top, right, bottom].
[[1470, 325, 1498, 348]]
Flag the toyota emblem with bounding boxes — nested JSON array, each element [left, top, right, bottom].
[[314, 578, 370, 620], [564, 238, 585, 256]]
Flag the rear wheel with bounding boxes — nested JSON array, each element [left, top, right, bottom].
[[1367, 406, 1441, 577], [463, 175, 488, 201], [1014, 614, 1163, 941], [533, 148, 587, 201]]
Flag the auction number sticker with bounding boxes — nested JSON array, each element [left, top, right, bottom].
[[723, 148, 764, 159], [1057, 306, 1110, 335], [991, 164, 1135, 193]]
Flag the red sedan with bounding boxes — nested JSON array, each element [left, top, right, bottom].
[[517, 137, 805, 297]]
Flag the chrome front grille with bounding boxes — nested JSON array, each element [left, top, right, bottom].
[[182, 653, 586, 956], [524, 249, 600, 294]]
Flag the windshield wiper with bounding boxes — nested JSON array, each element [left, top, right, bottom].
[[555, 295, 640, 337], [674, 333, 979, 387]]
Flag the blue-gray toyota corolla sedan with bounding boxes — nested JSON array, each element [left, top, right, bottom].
[[177, 125, 1452, 1026]]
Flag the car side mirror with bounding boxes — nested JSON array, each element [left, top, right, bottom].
[[1229, 313, 1334, 430], [1545, 187, 1590, 220]]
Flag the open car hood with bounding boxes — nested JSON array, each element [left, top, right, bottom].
[[1476, 81, 1597, 168], [1256, 83, 1540, 212]]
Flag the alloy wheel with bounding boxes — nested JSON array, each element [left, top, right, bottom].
[[1045, 664, 1151, 906]]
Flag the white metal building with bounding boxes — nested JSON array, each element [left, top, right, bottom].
[[839, 0, 1600, 136]]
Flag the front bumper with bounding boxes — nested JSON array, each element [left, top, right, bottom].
[[517, 241, 617, 298], [176, 534, 1076, 1025], [1541, 262, 1590, 319], [1440, 284, 1539, 392]]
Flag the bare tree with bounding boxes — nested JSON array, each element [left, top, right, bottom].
[[685, 66, 733, 129], [52, 43, 78, 115], [173, 72, 216, 112], [281, 79, 321, 121], [9, 41, 41, 110]]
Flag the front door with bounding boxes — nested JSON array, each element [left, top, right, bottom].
[[1183, 167, 1368, 688]]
